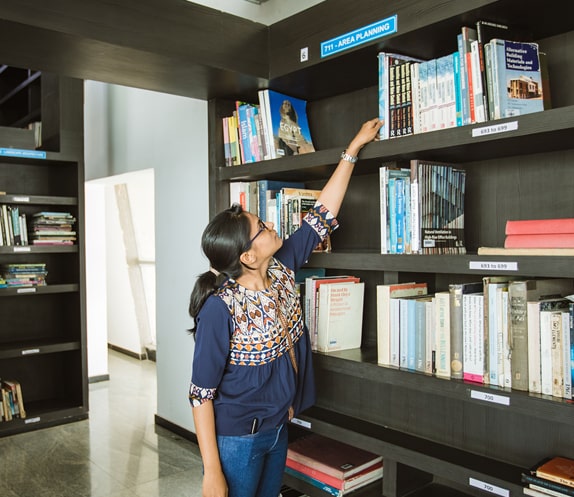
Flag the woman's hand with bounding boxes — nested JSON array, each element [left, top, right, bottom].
[[346, 117, 383, 156], [202, 468, 228, 497]]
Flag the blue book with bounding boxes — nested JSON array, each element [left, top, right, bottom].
[[452, 51, 463, 127], [490, 39, 544, 119]]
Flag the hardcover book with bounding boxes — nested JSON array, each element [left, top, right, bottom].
[[259, 89, 315, 158], [489, 39, 544, 119], [505, 233, 574, 249], [536, 456, 574, 489], [506, 218, 574, 235], [287, 434, 382, 480]]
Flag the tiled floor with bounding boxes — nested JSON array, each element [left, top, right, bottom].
[[0, 350, 204, 497]]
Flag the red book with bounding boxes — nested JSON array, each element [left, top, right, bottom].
[[287, 434, 382, 480], [286, 457, 383, 491], [504, 233, 574, 248], [505, 218, 574, 235]]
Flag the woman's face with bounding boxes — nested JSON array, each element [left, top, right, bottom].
[[243, 212, 283, 258]]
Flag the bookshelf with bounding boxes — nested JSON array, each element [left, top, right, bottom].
[[0, 74, 86, 436], [208, 1, 574, 496]]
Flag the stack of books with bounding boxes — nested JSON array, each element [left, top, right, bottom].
[[0, 263, 48, 287], [285, 434, 383, 497], [522, 456, 574, 496], [222, 90, 315, 166], [29, 211, 77, 245]]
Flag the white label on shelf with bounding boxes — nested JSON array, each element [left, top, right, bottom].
[[470, 390, 510, 406], [13, 246, 31, 253], [22, 348, 41, 355], [469, 261, 518, 271], [25, 417, 41, 424], [12, 196, 30, 202], [17, 287, 37, 294], [469, 477, 509, 497], [321, 14, 397, 58], [472, 120, 518, 137], [290, 417, 311, 429]]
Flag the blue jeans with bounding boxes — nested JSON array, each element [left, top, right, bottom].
[[217, 423, 288, 497]]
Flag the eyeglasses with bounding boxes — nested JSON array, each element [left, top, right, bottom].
[[244, 218, 268, 250]]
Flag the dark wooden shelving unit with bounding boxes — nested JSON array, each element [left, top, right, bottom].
[[0, 74, 86, 436], [207, 1, 574, 496]]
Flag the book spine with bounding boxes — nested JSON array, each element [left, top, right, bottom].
[[286, 458, 344, 490], [435, 291, 451, 378], [509, 281, 529, 391], [449, 284, 464, 379], [506, 218, 574, 235]]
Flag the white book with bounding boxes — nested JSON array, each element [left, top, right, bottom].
[[434, 291, 451, 379], [527, 300, 542, 394], [316, 281, 364, 353], [562, 310, 572, 399]]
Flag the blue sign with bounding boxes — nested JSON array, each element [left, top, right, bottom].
[[321, 15, 398, 58], [0, 148, 47, 159]]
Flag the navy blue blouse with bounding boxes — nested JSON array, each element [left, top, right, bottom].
[[189, 203, 338, 436]]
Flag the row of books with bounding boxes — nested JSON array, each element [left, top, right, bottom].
[[376, 278, 574, 398], [380, 160, 466, 254], [378, 20, 546, 140], [0, 379, 26, 422], [303, 275, 364, 353], [504, 218, 574, 249], [522, 456, 574, 497], [286, 433, 383, 497], [222, 90, 315, 166], [0, 208, 77, 247], [230, 180, 331, 251], [0, 263, 48, 288]]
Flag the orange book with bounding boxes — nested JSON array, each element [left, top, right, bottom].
[[536, 457, 574, 488]]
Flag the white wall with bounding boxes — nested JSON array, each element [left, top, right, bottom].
[[85, 81, 208, 433], [188, 0, 325, 25]]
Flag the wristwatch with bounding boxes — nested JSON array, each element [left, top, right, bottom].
[[340, 150, 358, 164]]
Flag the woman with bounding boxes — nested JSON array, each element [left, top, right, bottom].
[[188, 117, 382, 497]]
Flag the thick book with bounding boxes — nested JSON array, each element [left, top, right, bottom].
[[316, 280, 365, 352], [449, 282, 483, 379], [376, 282, 428, 366], [526, 457, 574, 492], [287, 434, 383, 480], [434, 290, 451, 378], [462, 291, 484, 383], [285, 457, 383, 492], [505, 234, 574, 249], [259, 89, 315, 158], [508, 279, 574, 392], [506, 218, 574, 235], [478, 247, 574, 256], [489, 39, 544, 119]]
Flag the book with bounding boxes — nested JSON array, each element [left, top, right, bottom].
[[259, 89, 315, 158], [287, 434, 383, 480], [489, 39, 544, 119], [505, 234, 574, 249], [463, 291, 484, 383], [523, 470, 574, 497], [510, 279, 574, 392], [376, 282, 428, 366], [285, 457, 383, 492], [305, 275, 361, 350], [316, 280, 365, 352], [449, 282, 483, 379], [379, 164, 410, 254], [506, 218, 574, 235], [434, 290, 451, 378], [478, 247, 574, 256], [536, 457, 574, 489]]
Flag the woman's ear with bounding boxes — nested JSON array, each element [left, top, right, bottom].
[[239, 250, 256, 267]]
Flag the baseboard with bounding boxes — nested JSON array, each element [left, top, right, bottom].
[[108, 343, 147, 360], [88, 374, 110, 383], [154, 414, 198, 445]]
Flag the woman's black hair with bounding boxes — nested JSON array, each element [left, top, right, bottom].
[[188, 203, 251, 335]]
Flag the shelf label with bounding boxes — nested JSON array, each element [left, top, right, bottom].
[[25, 417, 41, 424], [469, 261, 518, 271], [470, 389, 510, 406], [0, 148, 47, 159], [13, 246, 31, 253], [22, 348, 41, 355], [12, 196, 30, 202], [472, 121, 518, 138], [469, 477, 509, 497], [321, 15, 397, 58], [17, 287, 37, 294], [290, 417, 312, 429]]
